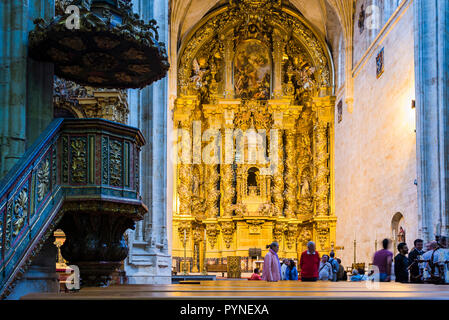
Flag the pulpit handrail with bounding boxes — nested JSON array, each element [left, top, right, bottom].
[[0, 118, 64, 194]]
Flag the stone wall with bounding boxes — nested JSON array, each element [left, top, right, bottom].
[[334, 1, 418, 267]]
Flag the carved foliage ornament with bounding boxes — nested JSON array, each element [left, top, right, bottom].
[[13, 189, 28, 238], [316, 221, 330, 249], [37, 159, 50, 202], [298, 227, 312, 246], [70, 137, 87, 183], [273, 221, 286, 242], [220, 221, 235, 249], [206, 223, 220, 249], [286, 223, 298, 249], [109, 140, 123, 187], [178, 221, 192, 245]]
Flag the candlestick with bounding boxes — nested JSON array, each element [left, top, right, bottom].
[[353, 239, 357, 265], [183, 228, 188, 275]]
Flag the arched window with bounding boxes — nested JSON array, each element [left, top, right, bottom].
[[391, 212, 405, 254]]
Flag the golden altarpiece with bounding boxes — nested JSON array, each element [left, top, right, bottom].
[[172, 0, 336, 273]]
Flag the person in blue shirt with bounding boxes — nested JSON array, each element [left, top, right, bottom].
[[285, 259, 298, 280], [328, 251, 340, 281], [350, 269, 364, 281]]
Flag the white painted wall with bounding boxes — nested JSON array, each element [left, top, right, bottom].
[[334, 1, 418, 267]]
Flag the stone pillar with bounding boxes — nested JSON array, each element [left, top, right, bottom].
[[26, 0, 54, 147], [0, 0, 54, 178], [414, 0, 449, 240], [125, 0, 171, 284], [7, 237, 59, 299]]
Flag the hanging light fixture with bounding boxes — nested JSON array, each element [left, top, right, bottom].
[[28, 0, 169, 89]]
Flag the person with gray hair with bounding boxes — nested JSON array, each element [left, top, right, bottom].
[[299, 241, 321, 281], [261, 242, 281, 282]]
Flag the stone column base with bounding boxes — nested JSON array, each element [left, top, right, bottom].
[[125, 251, 172, 284]]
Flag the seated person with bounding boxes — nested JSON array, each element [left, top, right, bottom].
[[359, 268, 368, 281], [350, 269, 364, 281], [249, 268, 262, 280]]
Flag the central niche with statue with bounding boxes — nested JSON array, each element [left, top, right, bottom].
[[172, 0, 337, 274]]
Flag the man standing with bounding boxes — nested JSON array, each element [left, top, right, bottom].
[[336, 258, 346, 281], [394, 242, 409, 283], [373, 238, 393, 282], [262, 242, 281, 282], [422, 241, 438, 282], [408, 239, 424, 283], [328, 251, 339, 282], [281, 259, 289, 280], [299, 241, 321, 281]]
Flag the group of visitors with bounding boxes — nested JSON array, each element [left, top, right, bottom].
[[370, 236, 448, 283], [252, 236, 448, 283], [253, 241, 346, 282]]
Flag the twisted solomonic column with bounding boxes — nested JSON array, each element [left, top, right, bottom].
[[296, 109, 313, 216], [178, 119, 193, 216], [205, 164, 220, 218], [271, 128, 284, 216], [284, 130, 297, 218], [221, 162, 234, 217], [314, 120, 330, 216], [312, 96, 334, 217]]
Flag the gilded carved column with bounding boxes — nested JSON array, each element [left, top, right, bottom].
[[221, 108, 235, 217], [178, 119, 193, 216], [272, 29, 284, 99], [203, 106, 221, 218], [284, 129, 297, 218], [221, 30, 235, 98], [205, 164, 219, 218], [174, 98, 197, 216], [296, 108, 313, 216], [270, 112, 284, 217], [283, 107, 300, 218], [314, 121, 329, 216], [312, 97, 335, 217]]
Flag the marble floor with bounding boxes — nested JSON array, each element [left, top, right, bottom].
[[21, 280, 449, 300]]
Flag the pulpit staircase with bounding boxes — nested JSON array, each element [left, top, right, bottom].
[[0, 118, 147, 299]]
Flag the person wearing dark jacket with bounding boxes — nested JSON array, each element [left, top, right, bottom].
[[408, 239, 424, 283], [394, 242, 409, 283]]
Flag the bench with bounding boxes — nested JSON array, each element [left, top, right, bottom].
[[206, 264, 227, 277]]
